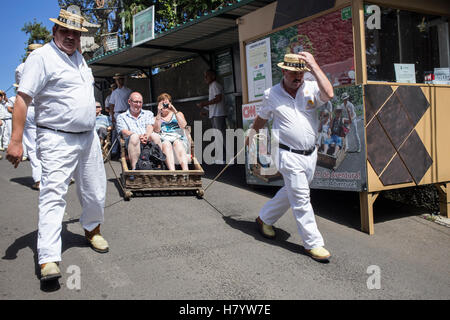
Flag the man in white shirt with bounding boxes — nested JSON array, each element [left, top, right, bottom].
[[104, 82, 117, 114], [196, 69, 227, 164], [0, 91, 13, 151], [116, 92, 160, 171], [109, 73, 132, 157], [338, 92, 361, 153], [7, 9, 108, 283], [246, 53, 334, 262]]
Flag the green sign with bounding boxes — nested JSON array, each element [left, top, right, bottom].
[[133, 6, 155, 47], [341, 6, 351, 20]]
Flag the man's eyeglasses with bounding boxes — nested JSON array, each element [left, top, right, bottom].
[[130, 100, 143, 104]]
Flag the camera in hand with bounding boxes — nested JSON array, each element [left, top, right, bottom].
[[163, 103, 169, 109]]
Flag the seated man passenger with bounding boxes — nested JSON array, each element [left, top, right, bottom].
[[116, 92, 161, 170], [153, 93, 190, 171], [95, 101, 112, 146]]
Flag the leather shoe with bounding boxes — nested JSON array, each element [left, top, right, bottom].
[[85, 225, 109, 253], [40, 262, 61, 281], [255, 216, 275, 239], [305, 246, 331, 262], [31, 181, 40, 190]]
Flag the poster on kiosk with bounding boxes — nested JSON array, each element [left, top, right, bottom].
[[243, 8, 367, 192]]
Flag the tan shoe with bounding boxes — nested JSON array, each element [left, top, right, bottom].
[[305, 246, 331, 262], [85, 225, 109, 253], [31, 181, 40, 190], [40, 262, 61, 281], [255, 216, 276, 239]]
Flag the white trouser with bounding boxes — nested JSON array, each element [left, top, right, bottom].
[[259, 149, 324, 250], [36, 128, 106, 265], [1, 119, 11, 149], [23, 126, 41, 182], [346, 119, 361, 151]]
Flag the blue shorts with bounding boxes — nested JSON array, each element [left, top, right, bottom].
[[325, 135, 342, 147]]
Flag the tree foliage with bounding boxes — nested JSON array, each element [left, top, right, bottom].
[[53, 1, 238, 44], [21, 19, 52, 61]]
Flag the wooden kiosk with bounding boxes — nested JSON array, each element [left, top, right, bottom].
[[238, 0, 450, 234]]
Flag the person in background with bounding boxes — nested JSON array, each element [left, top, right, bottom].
[[95, 101, 112, 146], [196, 69, 227, 164], [104, 82, 117, 115], [108, 73, 132, 158], [0, 90, 13, 152]]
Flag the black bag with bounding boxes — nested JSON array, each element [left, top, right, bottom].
[[136, 141, 167, 170]]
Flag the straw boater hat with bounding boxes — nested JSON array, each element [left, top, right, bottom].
[[49, 9, 88, 32], [13, 44, 44, 87], [277, 53, 311, 72], [341, 92, 350, 100], [113, 73, 126, 80], [27, 43, 43, 54]]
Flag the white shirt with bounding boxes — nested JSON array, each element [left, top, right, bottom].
[[18, 40, 96, 132], [15, 63, 36, 129], [109, 86, 132, 114], [0, 101, 11, 120], [258, 80, 325, 151], [116, 109, 155, 136], [339, 101, 356, 121], [208, 81, 226, 118]]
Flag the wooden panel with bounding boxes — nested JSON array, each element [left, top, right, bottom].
[[364, 84, 393, 124], [377, 92, 414, 149], [379, 154, 413, 185], [398, 131, 433, 184], [435, 87, 450, 182], [395, 86, 430, 127], [366, 117, 396, 175], [352, 0, 366, 85]]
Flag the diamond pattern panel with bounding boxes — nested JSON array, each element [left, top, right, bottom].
[[377, 93, 414, 149], [364, 85, 393, 123], [380, 154, 413, 186], [397, 131, 433, 184], [365, 84, 433, 186], [395, 86, 430, 126], [366, 117, 396, 176]]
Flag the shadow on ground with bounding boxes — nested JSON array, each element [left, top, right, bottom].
[[10, 176, 35, 191], [2, 218, 89, 292]]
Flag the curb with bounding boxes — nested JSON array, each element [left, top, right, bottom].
[[421, 214, 450, 228]]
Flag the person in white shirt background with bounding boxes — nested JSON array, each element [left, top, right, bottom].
[[108, 73, 132, 158], [7, 9, 109, 283], [338, 92, 361, 153], [12, 43, 44, 189], [196, 69, 227, 164], [0, 90, 13, 152], [104, 82, 117, 115]]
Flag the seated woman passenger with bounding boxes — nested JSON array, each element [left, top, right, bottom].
[[153, 93, 190, 171]]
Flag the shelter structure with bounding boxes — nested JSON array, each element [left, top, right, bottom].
[[88, 0, 450, 234], [238, 0, 450, 234]]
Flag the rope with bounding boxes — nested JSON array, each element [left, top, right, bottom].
[[203, 132, 267, 193]]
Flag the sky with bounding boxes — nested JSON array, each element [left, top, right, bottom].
[[0, 0, 60, 96]]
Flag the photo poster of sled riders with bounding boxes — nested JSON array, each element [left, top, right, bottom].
[[242, 85, 366, 192]]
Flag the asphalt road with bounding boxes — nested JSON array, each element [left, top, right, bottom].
[[0, 152, 449, 301]]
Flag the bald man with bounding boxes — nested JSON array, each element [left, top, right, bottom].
[[116, 92, 161, 170]]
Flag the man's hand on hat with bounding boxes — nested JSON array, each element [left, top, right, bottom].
[[297, 52, 318, 71]]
